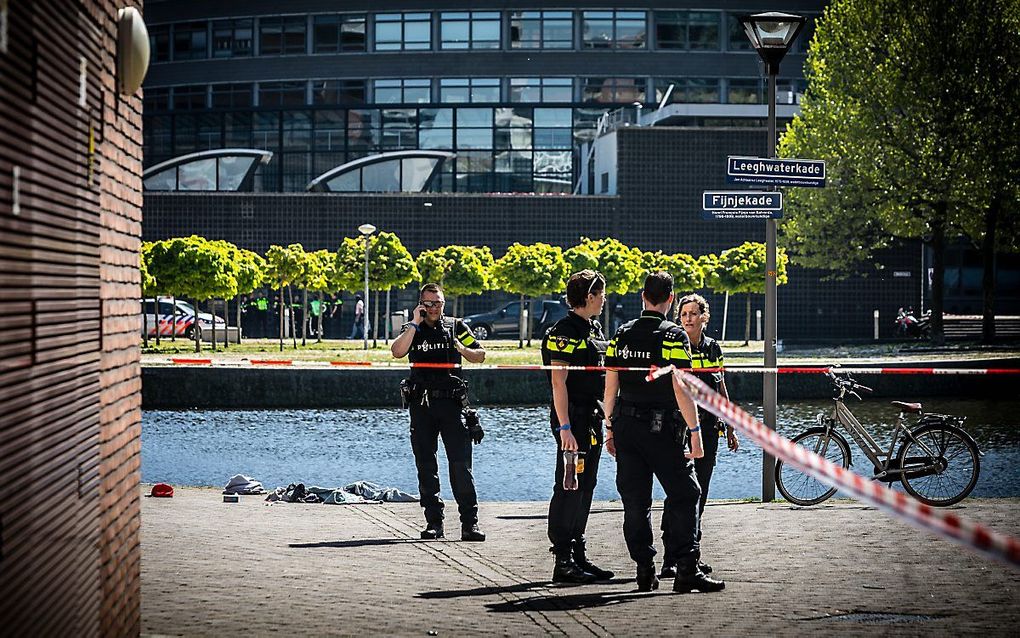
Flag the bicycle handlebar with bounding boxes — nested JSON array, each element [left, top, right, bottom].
[[826, 369, 873, 394]]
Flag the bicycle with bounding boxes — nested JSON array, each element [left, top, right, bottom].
[[776, 370, 981, 507]]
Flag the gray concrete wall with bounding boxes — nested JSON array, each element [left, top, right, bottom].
[[142, 359, 1018, 409]]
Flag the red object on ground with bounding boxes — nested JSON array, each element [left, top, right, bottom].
[[150, 483, 174, 498], [171, 358, 212, 365], [251, 360, 293, 366]]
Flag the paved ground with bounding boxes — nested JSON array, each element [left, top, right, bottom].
[[141, 489, 1019, 637]]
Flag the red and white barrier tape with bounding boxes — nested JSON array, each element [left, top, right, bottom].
[[646, 365, 1020, 569], [168, 358, 1020, 375]]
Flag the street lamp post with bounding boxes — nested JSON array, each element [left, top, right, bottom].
[[358, 223, 376, 350], [739, 12, 805, 502]]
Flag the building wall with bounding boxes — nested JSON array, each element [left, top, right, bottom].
[[0, 1, 143, 634], [143, 127, 920, 341]]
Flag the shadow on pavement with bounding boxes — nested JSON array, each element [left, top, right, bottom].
[[496, 507, 625, 520], [289, 538, 433, 549], [486, 589, 658, 612], [418, 578, 633, 600]]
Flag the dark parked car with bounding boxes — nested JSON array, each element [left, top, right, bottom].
[[462, 299, 569, 340]]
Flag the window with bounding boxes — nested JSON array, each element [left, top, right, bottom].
[[455, 108, 493, 150], [654, 78, 721, 104], [440, 11, 500, 50], [654, 11, 719, 50], [312, 14, 366, 53], [373, 79, 431, 104], [144, 87, 170, 112], [173, 85, 207, 110], [260, 16, 307, 55], [149, 24, 171, 62], [375, 13, 431, 51], [211, 83, 253, 108], [582, 77, 647, 103], [212, 19, 253, 58], [173, 22, 208, 60], [259, 81, 307, 107], [312, 80, 366, 105], [439, 78, 500, 103], [510, 78, 572, 103], [727, 79, 762, 104], [510, 11, 573, 49], [727, 14, 753, 51], [582, 11, 646, 49]]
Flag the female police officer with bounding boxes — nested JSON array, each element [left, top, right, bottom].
[[542, 270, 614, 584], [390, 283, 487, 542], [603, 272, 725, 593]]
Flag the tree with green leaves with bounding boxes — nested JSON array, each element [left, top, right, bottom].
[[717, 242, 789, 345], [305, 250, 338, 343], [563, 244, 599, 276], [265, 244, 306, 351], [640, 251, 704, 314], [779, 0, 1020, 343], [417, 245, 493, 318], [491, 242, 569, 348], [698, 253, 734, 340], [576, 237, 644, 331], [143, 238, 189, 343], [172, 236, 239, 353], [336, 232, 418, 345], [231, 248, 265, 344]]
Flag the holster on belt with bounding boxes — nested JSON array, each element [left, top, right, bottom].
[[401, 378, 468, 408]]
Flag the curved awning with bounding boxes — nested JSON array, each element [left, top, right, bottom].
[[306, 150, 455, 193], [143, 149, 273, 192]]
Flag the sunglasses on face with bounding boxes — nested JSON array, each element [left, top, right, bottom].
[[420, 300, 445, 309]]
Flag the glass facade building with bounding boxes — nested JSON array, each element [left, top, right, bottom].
[[142, 1, 821, 193]]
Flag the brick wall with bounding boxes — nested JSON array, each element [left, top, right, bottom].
[[0, 1, 143, 634]]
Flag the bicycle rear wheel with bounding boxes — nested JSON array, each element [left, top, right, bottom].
[[776, 427, 851, 506], [898, 423, 980, 506]]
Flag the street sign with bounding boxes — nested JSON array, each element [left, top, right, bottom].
[[702, 191, 783, 220], [726, 156, 826, 187]]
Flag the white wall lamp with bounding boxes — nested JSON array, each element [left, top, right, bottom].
[[117, 7, 149, 95]]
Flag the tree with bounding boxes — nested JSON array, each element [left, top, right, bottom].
[[640, 251, 704, 314], [174, 237, 239, 353], [563, 244, 599, 275], [491, 243, 569, 348], [717, 242, 789, 345], [417, 245, 493, 318], [265, 244, 306, 352], [576, 237, 644, 331], [232, 248, 265, 343], [305, 250, 339, 343], [698, 253, 734, 340], [144, 238, 191, 343], [779, 0, 1020, 344], [336, 232, 418, 345]]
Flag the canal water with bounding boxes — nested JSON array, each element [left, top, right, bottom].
[[142, 399, 1020, 501]]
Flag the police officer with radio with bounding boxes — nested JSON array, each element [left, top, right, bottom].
[[603, 272, 725, 593], [542, 270, 614, 584], [391, 283, 487, 542]]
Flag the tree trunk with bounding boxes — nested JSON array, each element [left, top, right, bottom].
[[721, 292, 730, 342], [193, 298, 202, 353], [210, 300, 218, 352], [171, 296, 177, 342], [302, 288, 308, 346], [372, 290, 380, 348], [288, 286, 297, 349], [385, 289, 391, 344], [518, 293, 526, 349], [930, 213, 946, 346], [142, 305, 149, 348], [222, 299, 229, 350], [981, 192, 1000, 343], [154, 296, 160, 346], [279, 286, 285, 352], [526, 297, 535, 347], [236, 294, 242, 344], [743, 294, 751, 346]]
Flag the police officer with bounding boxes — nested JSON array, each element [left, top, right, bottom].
[[542, 270, 614, 584], [390, 283, 487, 542], [603, 272, 725, 593], [660, 293, 739, 579]]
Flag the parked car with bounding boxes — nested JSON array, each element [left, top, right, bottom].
[[462, 298, 568, 340], [141, 298, 225, 338]]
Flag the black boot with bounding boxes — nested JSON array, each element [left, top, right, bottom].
[[421, 523, 444, 540], [673, 562, 725, 593], [552, 547, 597, 584], [636, 563, 659, 592], [572, 539, 615, 580], [659, 562, 677, 579], [698, 560, 713, 574], [461, 523, 486, 542]]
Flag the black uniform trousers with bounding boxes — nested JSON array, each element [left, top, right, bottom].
[[662, 416, 720, 565], [547, 408, 602, 552], [614, 412, 701, 568], [409, 398, 478, 528]]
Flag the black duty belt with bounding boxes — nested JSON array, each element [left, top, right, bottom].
[[617, 402, 675, 420]]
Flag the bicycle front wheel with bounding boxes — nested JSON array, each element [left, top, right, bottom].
[[898, 423, 980, 506], [776, 427, 851, 506]]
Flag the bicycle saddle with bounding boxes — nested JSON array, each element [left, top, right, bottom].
[[891, 401, 922, 413]]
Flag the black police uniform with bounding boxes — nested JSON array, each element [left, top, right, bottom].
[[605, 310, 702, 575], [662, 334, 726, 570], [402, 318, 481, 532], [541, 311, 610, 578]]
